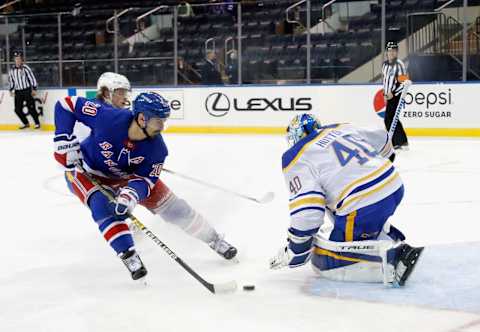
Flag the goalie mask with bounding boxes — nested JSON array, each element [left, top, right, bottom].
[[286, 113, 321, 147]]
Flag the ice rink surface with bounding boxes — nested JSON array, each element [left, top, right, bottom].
[[1, 131, 480, 332]]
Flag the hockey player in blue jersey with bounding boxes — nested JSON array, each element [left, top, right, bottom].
[[53, 91, 237, 281], [96, 72, 131, 109], [270, 113, 423, 287]]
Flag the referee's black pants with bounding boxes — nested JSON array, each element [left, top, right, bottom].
[[384, 94, 408, 148], [14, 88, 40, 126]]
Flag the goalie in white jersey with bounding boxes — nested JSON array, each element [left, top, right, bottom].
[[270, 114, 423, 286]]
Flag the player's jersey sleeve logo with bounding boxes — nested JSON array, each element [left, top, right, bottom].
[[81, 101, 98, 116], [149, 163, 163, 177]]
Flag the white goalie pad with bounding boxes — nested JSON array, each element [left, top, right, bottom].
[[312, 235, 399, 285]]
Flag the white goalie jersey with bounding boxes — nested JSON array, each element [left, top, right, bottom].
[[282, 123, 402, 234]]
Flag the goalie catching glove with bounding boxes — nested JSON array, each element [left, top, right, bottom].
[[54, 134, 82, 170], [270, 228, 314, 269]]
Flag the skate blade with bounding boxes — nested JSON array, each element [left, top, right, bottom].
[[229, 257, 240, 264], [134, 276, 148, 287]]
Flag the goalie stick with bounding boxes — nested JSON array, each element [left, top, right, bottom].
[[162, 168, 275, 204], [388, 79, 412, 140], [77, 164, 237, 294]]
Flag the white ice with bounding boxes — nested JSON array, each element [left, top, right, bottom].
[[1, 132, 480, 332]]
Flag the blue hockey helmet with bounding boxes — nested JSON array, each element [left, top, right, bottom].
[[286, 113, 321, 147], [132, 92, 171, 121]]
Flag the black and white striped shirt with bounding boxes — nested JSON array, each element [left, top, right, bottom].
[[382, 59, 407, 97], [8, 64, 38, 91]]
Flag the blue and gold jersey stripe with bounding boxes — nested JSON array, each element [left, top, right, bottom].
[[336, 165, 395, 209], [290, 206, 325, 216], [335, 167, 400, 213], [289, 190, 325, 201], [289, 196, 325, 210], [345, 211, 357, 242], [338, 172, 400, 212], [336, 161, 392, 203], [289, 192, 326, 216]]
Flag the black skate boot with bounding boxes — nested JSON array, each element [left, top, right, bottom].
[[394, 244, 424, 286], [209, 234, 238, 260], [120, 249, 148, 280]]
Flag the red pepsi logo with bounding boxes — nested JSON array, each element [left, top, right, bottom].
[[373, 89, 386, 119]]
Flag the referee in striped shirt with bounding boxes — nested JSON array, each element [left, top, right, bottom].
[[8, 51, 41, 129], [382, 42, 409, 150]]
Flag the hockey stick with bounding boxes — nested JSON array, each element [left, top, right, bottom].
[[76, 165, 237, 294], [388, 79, 412, 140], [162, 168, 275, 204]]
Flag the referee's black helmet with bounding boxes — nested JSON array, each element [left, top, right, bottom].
[[386, 41, 398, 50], [13, 50, 23, 58]]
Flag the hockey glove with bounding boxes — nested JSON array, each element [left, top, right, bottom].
[[54, 134, 82, 170], [269, 246, 294, 269], [270, 229, 314, 269], [115, 187, 139, 216]]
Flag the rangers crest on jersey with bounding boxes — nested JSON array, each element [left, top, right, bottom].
[[129, 156, 145, 165]]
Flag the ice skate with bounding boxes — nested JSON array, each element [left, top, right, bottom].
[[393, 244, 424, 286], [120, 249, 148, 281], [209, 234, 238, 260]]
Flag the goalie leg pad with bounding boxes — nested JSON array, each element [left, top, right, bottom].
[[312, 258, 385, 283], [312, 236, 399, 284]]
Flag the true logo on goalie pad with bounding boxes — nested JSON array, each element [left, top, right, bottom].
[[339, 245, 375, 251]]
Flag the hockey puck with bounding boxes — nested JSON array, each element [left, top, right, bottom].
[[242, 285, 255, 291]]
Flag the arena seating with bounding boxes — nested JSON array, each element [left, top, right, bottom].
[[2, 0, 468, 85]]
